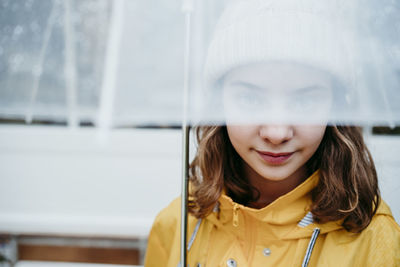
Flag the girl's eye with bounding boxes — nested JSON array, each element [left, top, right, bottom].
[[231, 90, 265, 109], [288, 96, 314, 112], [287, 89, 330, 114]]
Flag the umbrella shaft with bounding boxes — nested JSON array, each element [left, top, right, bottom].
[[180, 125, 190, 266]]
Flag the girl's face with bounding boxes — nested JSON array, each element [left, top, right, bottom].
[[223, 62, 331, 183]]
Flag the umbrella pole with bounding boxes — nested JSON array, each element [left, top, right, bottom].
[[181, 1, 193, 266], [180, 124, 190, 267]]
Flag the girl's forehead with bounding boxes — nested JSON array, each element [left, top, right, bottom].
[[223, 62, 333, 92]]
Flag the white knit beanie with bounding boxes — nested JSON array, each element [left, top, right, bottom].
[[204, 0, 359, 92]]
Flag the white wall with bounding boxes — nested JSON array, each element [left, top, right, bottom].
[[0, 125, 398, 240], [366, 134, 400, 222], [0, 125, 182, 238]]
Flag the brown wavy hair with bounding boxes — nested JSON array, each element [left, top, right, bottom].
[[188, 125, 380, 233]]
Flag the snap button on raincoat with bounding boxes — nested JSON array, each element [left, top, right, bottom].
[[145, 171, 400, 266]]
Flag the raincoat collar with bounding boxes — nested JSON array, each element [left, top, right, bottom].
[[204, 170, 346, 240], [218, 170, 320, 226], [205, 169, 393, 240]]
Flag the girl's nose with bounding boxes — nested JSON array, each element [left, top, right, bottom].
[[258, 125, 294, 145]]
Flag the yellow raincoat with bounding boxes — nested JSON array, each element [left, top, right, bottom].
[[145, 171, 400, 266]]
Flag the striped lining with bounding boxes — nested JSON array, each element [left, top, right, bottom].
[[213, 202, 220, 213], [298, 211, 314, 227]]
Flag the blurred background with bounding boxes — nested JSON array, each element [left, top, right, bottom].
[[0, 0, 399, 266]]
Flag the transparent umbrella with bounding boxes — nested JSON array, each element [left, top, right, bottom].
[[2, 0, 398, 126], [186, 0, 400, 126]]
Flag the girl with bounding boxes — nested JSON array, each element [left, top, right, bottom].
[[145, 0, 400, 266]]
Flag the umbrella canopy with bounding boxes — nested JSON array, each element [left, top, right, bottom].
[[1, 0, 399, 127], [190, 0, 400, 126]]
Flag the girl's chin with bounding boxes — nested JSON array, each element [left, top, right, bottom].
[[258, 171, 295, 182], [257, 165, 306, 182]]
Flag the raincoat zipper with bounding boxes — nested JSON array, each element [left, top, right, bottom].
[[301, 227, 321, 267]]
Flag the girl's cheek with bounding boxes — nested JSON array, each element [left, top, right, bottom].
[[298, 125, 326, 144]]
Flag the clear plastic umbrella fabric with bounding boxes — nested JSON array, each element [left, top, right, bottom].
[[1, 0, 399, 127], [0, 0, 400, 126], [188, 0, 400, 126]]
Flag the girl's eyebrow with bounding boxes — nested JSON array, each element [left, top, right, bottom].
[[292, 85, 329, 94], [227, 82, 329, 93], [228, 81, 265, 91]]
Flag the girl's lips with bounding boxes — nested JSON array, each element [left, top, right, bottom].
[[256, 150, 294, 165]]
